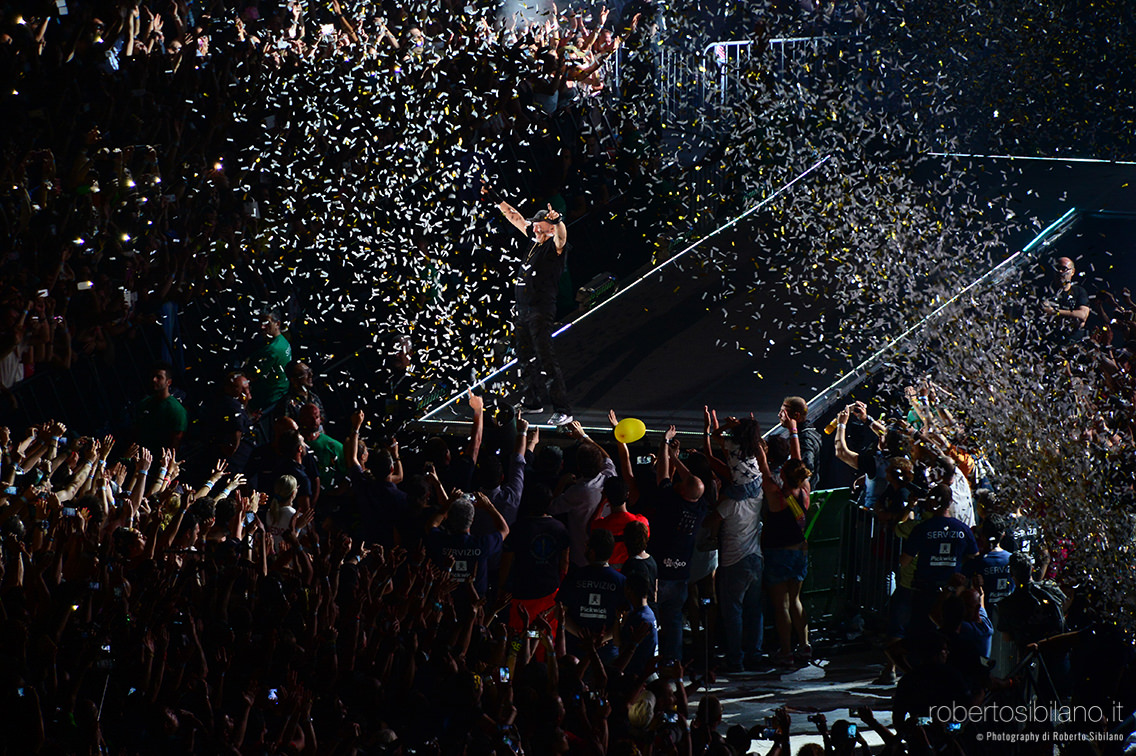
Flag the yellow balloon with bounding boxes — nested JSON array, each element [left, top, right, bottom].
[[614, 417, 647, 444]]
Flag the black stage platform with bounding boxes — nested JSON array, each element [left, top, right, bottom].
[[416, 156, 1136, 437]]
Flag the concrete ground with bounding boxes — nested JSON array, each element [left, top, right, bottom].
[[686, 643, 899, 754]]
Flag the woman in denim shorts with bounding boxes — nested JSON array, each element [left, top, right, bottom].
[[756, 417, 812, 666]]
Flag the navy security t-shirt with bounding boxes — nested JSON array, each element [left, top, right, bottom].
[[649, 480, 707, 582], [903, 515, 978, 590], [503, 516, 571, 599], [425, 529, 503, 598], [558, 564, 627, 635], [963, 550, 1014, 603], [619, 604, 658, 675], [1002, 515, 1041, 560]]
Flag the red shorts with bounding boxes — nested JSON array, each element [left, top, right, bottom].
[[508, 591, 560, 639]]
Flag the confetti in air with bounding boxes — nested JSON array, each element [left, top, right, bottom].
[[141, 0, 1133, 621]]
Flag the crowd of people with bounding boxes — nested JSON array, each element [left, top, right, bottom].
[[2, 333, 1132, 754], [0, 0, 676, 410], [818, 251, 1136, 751], [0, 358, 851, 755], [4, 0, 1136, 749]]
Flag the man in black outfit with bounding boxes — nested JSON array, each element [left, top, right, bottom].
[[484, 185, 573, 426], [204, 371, 257, 472], [1040, 256, 1090, 345]]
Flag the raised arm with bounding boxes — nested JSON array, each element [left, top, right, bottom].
[[388, 437, 404, 485], [567, 421, 610, 461], [546, 205, 567, 252], [904, 385, 932, 429], [580, 5, 608, 50], [57, 444, 99, 503], [423, 463, 449, 505], [474, 492, 509, 538], [703, 406, 731, 481], [754, 443, 780, 502], [196, 460, 228, 500], [493, 418, 529, 525], [669, 439, 694, 481], [851, 401, 887, 437], [833, 405, 859, 469], [608, 410, 639, 505], [345, 410, 364, 468], [129, 448, 152, 523], [482, 184, 529, 235], [465, 391, 484, 464], [786, 417, 802, 461], [328, 0, 360, 44], [657, 426, 675, 484]]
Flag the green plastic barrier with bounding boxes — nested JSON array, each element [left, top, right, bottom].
[[800, 487, 853, 622]]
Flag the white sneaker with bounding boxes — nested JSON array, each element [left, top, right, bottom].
[[548, 412, 574, 426]]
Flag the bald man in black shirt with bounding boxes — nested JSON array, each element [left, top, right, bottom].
[[1040, 256, 1090, 344]]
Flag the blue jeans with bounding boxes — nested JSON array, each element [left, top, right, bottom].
[[718, 552, 764, 667], [656, 579, 688, 664], [887, 585, 914, 639]]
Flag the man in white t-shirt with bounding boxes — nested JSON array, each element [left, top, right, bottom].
[[923, 449, 975, 528], [702, 421, 765, 673], [947, 467, 975, 527]]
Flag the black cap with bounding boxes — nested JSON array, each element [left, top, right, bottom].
[[527, 209, 554, 224]]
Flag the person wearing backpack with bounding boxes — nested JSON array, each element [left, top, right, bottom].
[[997, 551, 1070, 699]]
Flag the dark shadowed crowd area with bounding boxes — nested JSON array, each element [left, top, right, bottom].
[[3, 0, 1136, 753]]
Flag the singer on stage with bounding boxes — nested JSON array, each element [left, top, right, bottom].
[[484, 185, 574, 426]]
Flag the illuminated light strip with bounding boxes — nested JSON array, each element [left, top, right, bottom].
[[553, 154, 834, 337], [418, 154, 835, 422], [794, 206, 1080, 430], [929, 152, 1136, 166]]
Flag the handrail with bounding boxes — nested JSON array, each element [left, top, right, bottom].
[[700, 36, 834, 59], [701, 40, 754, 58]]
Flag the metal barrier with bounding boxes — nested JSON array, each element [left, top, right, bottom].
[[697, 35, 846, 123], [767, 35, 836, 75], [701, 40, 755, 110], [801, 487, 852, 622], [800, 487, 904, 624], [842, 498, 904, 619], [589, 32, 866, 139]]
